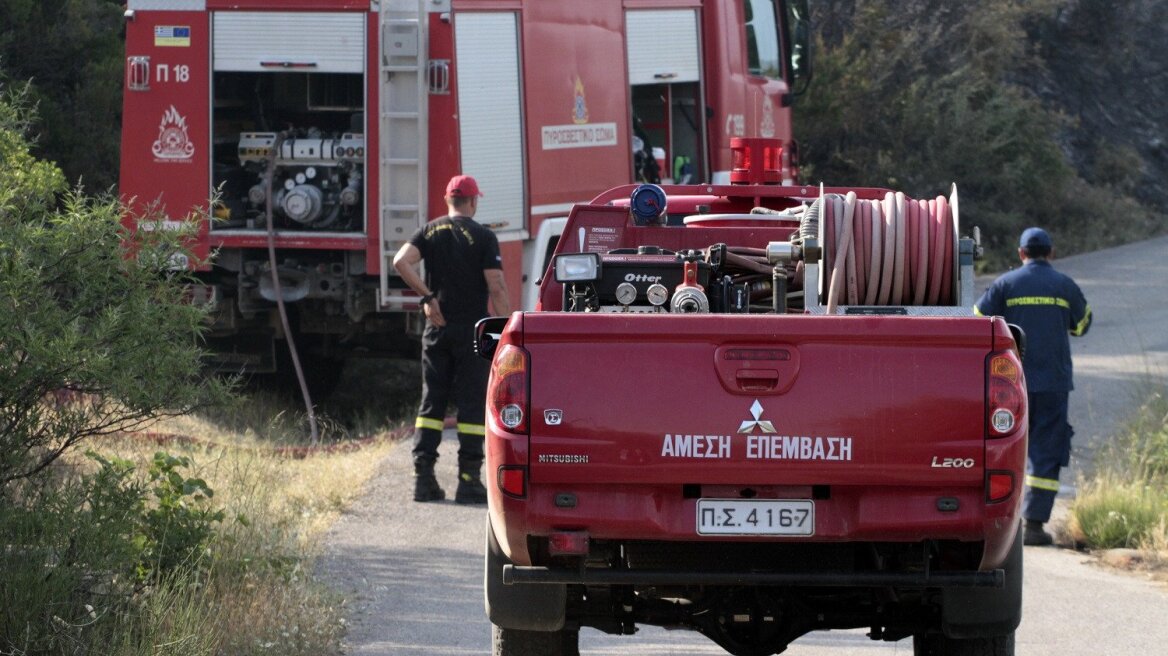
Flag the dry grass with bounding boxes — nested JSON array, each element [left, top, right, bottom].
[[6, 356, 423, 654], [1069, 385, 1168, 580], [89, 430, 397, 545], [65, 393, 409, 655]]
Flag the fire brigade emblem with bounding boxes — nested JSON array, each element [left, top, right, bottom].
[[572, 76, 589, 125], [152, 105, 195, 161], [738, 399, 777, 434], [760, 97, 776, 138]]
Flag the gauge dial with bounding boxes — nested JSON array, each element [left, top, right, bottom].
[[646, 283, 669, 306], [615, 282, 638, 305]]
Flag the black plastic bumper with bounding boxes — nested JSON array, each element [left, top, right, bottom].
[[503, 565, 1004, 589]]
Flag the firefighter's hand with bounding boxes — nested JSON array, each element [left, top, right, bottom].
[[424, 299, 446, 327]]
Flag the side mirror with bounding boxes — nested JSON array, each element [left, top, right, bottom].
[[1007, 323, 1027, 360], [788, 0, 813, 98], [474, 316, 510, 360]]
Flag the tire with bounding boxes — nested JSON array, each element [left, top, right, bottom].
[[492, 625, 580, 656], [912, 631, 1014, 656], [484, 517, 567, 631], [941, 523, 1023, 638]]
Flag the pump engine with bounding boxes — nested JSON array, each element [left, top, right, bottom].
[[237, 130, 364, 230]]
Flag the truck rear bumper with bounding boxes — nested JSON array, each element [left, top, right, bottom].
[[504, 565, 1004, 589], [491, 482, 1019, 566]]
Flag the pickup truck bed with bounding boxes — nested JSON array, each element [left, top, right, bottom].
[[481, 182, 1026, 656]]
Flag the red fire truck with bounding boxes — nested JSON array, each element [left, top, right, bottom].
[[119, 0, 811, 378]]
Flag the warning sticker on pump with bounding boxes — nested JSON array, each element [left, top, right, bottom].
[[696, 499, 814, 536]]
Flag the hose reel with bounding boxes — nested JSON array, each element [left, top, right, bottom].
[[818, 187, 960, 313]]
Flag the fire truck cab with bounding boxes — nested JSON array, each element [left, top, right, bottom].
[[119, 0, 811, 378]]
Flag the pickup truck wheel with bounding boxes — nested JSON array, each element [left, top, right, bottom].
[[912, 632, 1014, 656], [484, 517, 567, 631], [492, 625, 580, 656], [940, 523, 1024, 638]]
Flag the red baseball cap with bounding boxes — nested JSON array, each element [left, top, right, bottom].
[[445, 175, 482, 198]]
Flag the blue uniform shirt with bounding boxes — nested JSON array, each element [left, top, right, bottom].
[[974, 260, 1092, 393]]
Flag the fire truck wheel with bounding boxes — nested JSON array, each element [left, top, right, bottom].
[[491, 625, 580, 656], [484, 517, 567, 632]]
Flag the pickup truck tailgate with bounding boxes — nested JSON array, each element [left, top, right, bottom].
[[524, 312, 996, 488]]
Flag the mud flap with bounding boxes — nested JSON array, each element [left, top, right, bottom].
[[484, 517, 566, 631], [941, 523, 1023, 639]]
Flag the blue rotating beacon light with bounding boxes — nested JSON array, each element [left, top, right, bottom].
[[629, 184, 667, 226]]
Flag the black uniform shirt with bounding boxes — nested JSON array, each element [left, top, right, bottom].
[[409, 215, 503, 324]]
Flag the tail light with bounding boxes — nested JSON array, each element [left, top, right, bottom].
[[986, 351, 1025, 438], [498, 465, 526, 498], [986, 471, 1015, 503], [489, 343, 529, 434]]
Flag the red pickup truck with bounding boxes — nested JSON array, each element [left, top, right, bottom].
[[479, 167, 1027, 656]]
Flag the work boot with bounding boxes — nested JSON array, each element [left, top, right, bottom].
[[455, 462, 488, 505], [1023, 520, 1053, 546], [413, 459, 445, 502]]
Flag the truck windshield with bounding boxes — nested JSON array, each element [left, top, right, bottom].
[[744, 0, 782, 79]]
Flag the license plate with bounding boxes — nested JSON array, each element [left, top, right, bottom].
[[696, 499, 815, 536]]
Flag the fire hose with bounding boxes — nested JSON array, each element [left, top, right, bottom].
[[264, 131, 320, 444], [823, 189, 956, 313]]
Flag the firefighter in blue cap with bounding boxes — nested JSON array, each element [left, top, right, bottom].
[[975, 227, 1092, 546]]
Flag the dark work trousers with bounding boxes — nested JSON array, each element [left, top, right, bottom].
[[412, 321, 490, 467], [1022, 391, 1073, 523]]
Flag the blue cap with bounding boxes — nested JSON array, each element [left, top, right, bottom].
[[1019, 227, 1052, 249]]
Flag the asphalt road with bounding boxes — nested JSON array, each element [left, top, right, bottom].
[[319, 234, 1168, 655]]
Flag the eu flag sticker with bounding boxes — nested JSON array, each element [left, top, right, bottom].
[[154, 26, 191, 47]]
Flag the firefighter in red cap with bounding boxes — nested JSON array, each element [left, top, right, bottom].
[[393, 175, 511, 503], [975, 227, 1092, 546]]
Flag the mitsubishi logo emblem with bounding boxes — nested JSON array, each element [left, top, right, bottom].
[[738, 400, 776, 434], [544, 409, 563, 425]]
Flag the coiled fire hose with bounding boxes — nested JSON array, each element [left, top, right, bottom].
[[823, 189, 956, 314]]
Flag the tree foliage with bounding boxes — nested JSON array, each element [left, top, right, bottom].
[[798, 0, 1164, 268], [0, 0, 125, 191], [0, 82, 230, 488]]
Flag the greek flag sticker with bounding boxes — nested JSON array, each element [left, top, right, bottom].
[[154, 26, 191, 48]]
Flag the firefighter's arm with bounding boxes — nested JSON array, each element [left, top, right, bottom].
[[1070, 301, 1092, 336], [393, 243, 445, 326], [484, 269, 511, 317], [1068, 281, 1091, 337], [392, 242, 427, 295], [973, 282, 1002, 317]]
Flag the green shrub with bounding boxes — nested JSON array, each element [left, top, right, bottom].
[[1115, 392, 1168, 483], [1, 80, 232, 490], [1071, 387, 1168, 550], [1071, 479, 1167, 550], [0, 451, 225, 654], [137, 452, 227, 581]]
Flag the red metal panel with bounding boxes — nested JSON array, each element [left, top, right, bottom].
[[521, 1, 631, 211], [623, 0, 702, 7], [522, 313, 991, 486], [364, 11, 382, 274], [427, 11, 459, 226], [702, 0, 794, 177], [120, 11, 213, 267], [206, 1, 368, 9], [211, 233, 368, 250]]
